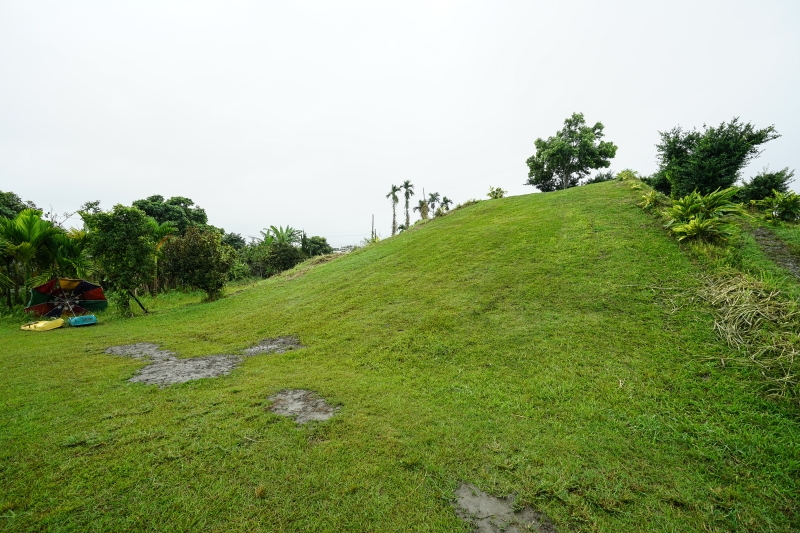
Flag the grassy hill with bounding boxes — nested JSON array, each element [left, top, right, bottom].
[[1, 181, 798, 532]]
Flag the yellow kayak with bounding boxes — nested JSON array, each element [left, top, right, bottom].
[[21, 318, 65, 331]]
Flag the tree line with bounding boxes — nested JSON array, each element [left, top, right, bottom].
[[0, 193, 332, 313]]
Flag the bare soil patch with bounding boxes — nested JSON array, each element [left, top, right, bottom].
[[268, 389, 338, 424], [243, 336, 302, 355], [751, 226, 800, 278], [105, 337, 303, 386], [105, 344, 242, 386], [454, 483, 556, 533]]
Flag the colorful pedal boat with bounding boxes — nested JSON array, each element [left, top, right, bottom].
[[21, 318, 65, 331]]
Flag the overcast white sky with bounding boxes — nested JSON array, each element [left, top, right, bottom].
[[1, 0, 798, 246]]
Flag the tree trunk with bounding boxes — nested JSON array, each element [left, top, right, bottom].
[[391, 203, 397, 236]]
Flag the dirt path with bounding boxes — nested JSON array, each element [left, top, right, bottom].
[[750, 226, 800, 278]]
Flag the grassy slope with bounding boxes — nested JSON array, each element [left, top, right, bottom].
[[1, 181, 798, 532]]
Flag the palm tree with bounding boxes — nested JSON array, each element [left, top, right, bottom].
[[386, 184, 401, 236], [401, 180, 415, 228], [0, 209, 61, 304], [147, 220, 177, 295], [441, 196, 453, 211], [427, 192, 440, 214], [413, 199, 429, 220], [263, 225, 301, 245]]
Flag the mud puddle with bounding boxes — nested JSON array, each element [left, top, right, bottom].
[[268, 389, 338, 424], [454, 483, 556, 533], [105, 337, 302, 387]]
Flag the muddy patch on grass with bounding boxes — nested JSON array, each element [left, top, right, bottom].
[[454, 483, 556, 533], [243, 336, 302, 355], [268, 389, 338, 424], [751, 226, 800, 278], [106, 344, 242, 387]]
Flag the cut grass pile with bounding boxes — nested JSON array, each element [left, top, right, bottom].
[[1, 181, 799, 532]]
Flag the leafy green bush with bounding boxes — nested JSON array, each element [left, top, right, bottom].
[[161, 226, 235, 301], [487, 186, 507, 199], [655, 118, 779, 198], [638, 190, 669, 210], [664, 188, 745, 242], [584, 170, 614, 184], [301, 234, 333, 257], [758, 190, 800, 222], [737, 167, 795, 202], [616, 169, 640, 181], [265, 243, 306, 273]]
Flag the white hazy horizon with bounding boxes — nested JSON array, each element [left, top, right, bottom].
[[2, 1, 798, 246]]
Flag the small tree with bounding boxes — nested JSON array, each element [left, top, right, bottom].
[[82, 205, 156, 312], [655, 118, 779, 198], [265, 243, 306, 273], [161, 226, 235, 301], [737, 167, 795, 203], [301, 234, 333, 257], [526, 113, 618, 192]]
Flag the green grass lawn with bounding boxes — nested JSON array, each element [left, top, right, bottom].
[[1, 181, 798, 532]]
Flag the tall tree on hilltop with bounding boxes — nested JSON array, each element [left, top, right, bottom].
[[401, 180, 415, 228], [440, 196, 453, 211], [526, 112, 618, 192], [386, 184, 401, 236], [427, 192, 440, 214]]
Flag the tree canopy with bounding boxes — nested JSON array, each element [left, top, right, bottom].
[[131, 195, 208, 233], [654, 118, 779, 198], [526, 113, 617, 192], [0, 191, 38, 220], [82, 205, 156, 311]]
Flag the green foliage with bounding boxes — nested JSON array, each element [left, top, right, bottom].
[[263, 225, 301, 245], [161, 226, 235, 300], [427, 192, 440, 212], [486, 186, 506, 199], [616, 169, 640, 181], [0, 209, 62, 304], [440, 196, 453, 211], [221, 232, 246, 250], [583, 170, 614, 184], [82, 205, 156, 310], [638, 190, 668, 211], [413, 199, 429, 220], [758, 190, 800, 222], [664, 188, 745, 242], [131, 195, 208, 233], [0, 191, 38, 220], [300, 234, 333, 257], [264, 242, 306, 273], [525, 112, 618, 191], [655, 118, 779, 198], [737, 167, 795, 203]]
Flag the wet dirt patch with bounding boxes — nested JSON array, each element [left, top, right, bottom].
[[751, 227, 800, 278], [243, 336, 302, 355], [454, 483, 556, 533], [267, 389, 338, 424], [105, 344, 242, 387]]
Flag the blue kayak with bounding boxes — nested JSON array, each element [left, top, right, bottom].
[[68, 315, 98, 327]]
